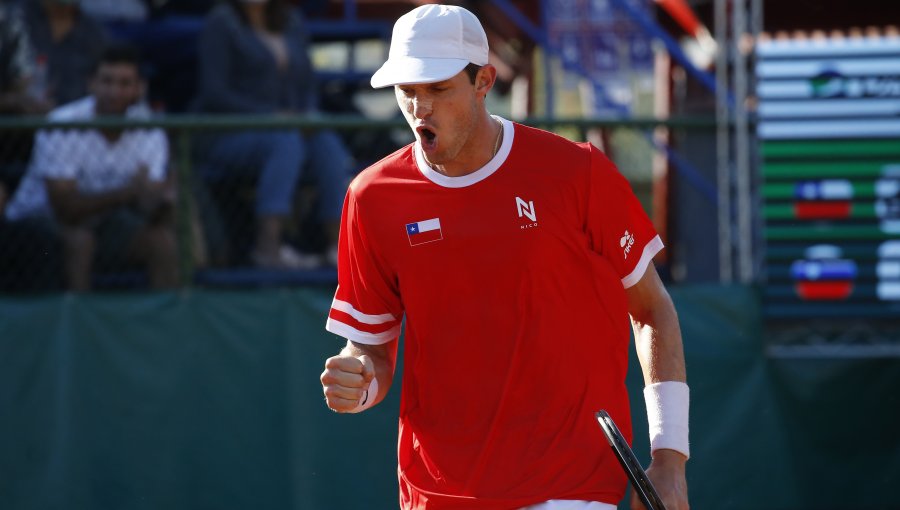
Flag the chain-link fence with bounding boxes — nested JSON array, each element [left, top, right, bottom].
[[0, 121, 57, 293], [0, 115, 409, 292], [0, 114, 715, 293]]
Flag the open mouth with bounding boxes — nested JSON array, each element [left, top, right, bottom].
[[417, 127, 437, 150]]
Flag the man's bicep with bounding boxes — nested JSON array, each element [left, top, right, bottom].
[[625, 262, 669, 319], [626, 263, 686, 384]]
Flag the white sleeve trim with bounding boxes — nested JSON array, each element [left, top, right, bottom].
[[621, 235, 664, 289], [325, 317, 399, 345], [331, 299, 397, 325]]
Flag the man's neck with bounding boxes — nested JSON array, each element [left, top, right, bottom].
[[93, 100, 125, 143], [425, 116, 503, 178]]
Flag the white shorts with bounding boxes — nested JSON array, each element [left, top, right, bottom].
[[521, 500, 617, 510]]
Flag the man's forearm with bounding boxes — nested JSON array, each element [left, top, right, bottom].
[[631, 298, 686, 385], [50, 188, 134, 224], [629, 281, 691, 468], [625, 265, 686, 385]]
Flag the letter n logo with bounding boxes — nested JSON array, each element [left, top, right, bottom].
[[516, 197, 536, 222]]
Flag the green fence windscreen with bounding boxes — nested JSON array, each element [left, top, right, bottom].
[[1, 286, 898, 509]]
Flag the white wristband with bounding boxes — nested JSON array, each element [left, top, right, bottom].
[[643, 381, 690, 459], [347, 378, 379, 414]]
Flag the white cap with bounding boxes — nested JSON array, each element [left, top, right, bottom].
[[370, 4, 489, 89]]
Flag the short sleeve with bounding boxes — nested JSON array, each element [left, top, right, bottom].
[[139, 129, 169, 182], [35, 129, 80, 180], [325, 187, 404, 345], [585, 145, 663, 289]]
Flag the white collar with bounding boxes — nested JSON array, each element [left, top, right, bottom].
[[414, 115, 514, 189]]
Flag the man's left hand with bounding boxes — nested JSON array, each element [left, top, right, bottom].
[[630, 448, 688, 510]]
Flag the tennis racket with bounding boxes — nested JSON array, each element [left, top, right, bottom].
[[595, 410, 667, 510]]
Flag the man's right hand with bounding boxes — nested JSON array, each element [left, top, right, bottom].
[[320, 354, 375, 413], [128, 165, 151, 207], [129, 166, 175, 221]]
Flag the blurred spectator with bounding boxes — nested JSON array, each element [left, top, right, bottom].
[[22, 0, 109, 108], [0, 3, 50, 114], [193, 0, 353, 269], [1, 2, 50, 224], [4, 44, 178, 291]]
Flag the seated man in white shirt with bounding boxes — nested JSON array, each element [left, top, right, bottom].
[[4, 44, 177, 291]]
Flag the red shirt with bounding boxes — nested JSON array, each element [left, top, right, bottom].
[[326, 119, 663, 509]]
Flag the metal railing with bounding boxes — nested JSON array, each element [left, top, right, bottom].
[[0, 113, 719, 292]]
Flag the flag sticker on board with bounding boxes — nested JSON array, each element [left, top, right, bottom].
[[791, 245, 857, 301], [406, 218, 443, 246]]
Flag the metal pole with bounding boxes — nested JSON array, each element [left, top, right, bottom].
[[751, 0, 765, 282], [539, 0, 555, 117], [176, 129, 195, 287], [734, 0, 752, 282], [715, 0, 733, 282]]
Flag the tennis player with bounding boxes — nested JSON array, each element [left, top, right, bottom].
[[320, 5, 690, 509]]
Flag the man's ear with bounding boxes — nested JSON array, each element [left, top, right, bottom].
[[475, 64, 497, 97]]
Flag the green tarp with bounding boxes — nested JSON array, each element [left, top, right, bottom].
[[1, 286, 898, 509]]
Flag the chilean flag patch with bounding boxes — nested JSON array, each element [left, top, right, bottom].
[[406, 218, 443, 246]]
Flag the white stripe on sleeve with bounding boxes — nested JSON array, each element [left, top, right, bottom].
[[621, 235, 664, 289], [331, 299, 396, 325], [325, 317, 400, 345]]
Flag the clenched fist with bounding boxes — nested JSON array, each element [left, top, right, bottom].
[[320, 354, 375, 413]]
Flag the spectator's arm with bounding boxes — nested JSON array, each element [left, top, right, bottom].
[[45, 176, 136, 225], [0, 78, 52, 115], [36, 129, 130, 224], [197, 12, 273, 113], [143, 129, 170, 181], [132, 128, 175, 223]]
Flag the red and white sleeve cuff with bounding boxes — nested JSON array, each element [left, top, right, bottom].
[[621, 235, 664, 289], [325, 299, 401, 345]]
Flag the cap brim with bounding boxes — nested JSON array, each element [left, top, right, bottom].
[[370, 57, 470, 88]]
